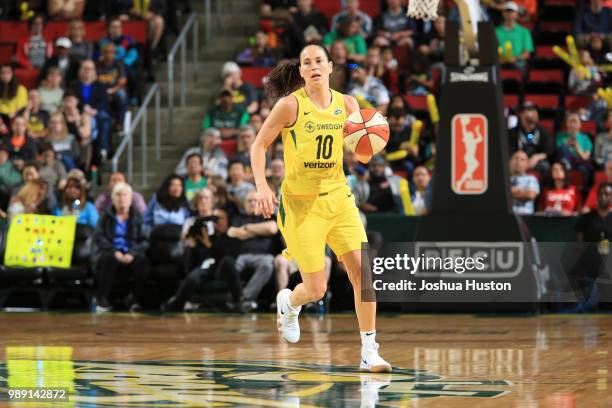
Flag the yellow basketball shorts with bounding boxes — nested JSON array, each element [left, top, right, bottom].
[[277, 185, 368, 273]]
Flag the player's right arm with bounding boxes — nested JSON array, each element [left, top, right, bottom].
[[250, 95, 298, 218]]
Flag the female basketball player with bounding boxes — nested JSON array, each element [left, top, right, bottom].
[[250, 44, 391, 373]]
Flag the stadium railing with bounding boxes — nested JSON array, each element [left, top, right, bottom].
[[112, 83, 161, 186]]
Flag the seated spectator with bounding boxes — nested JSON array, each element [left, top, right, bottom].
[[4, 116, 37, 170], [510, 150, 540, 215], [331, 0, 373, 38], [54, 176, 99, 227], [267, 158, 284, 200], [175, 128, 229, 180], [556, 111, 593, 189], [249, 113, 263, 133], [235, 125, 256, 170], [16, 14, 53, 70], [0, 113, 10, 139], [129, 0, 166, 59], [41, 37, 80, 85], [12, 161, 57, 213], [586, 32, 610, 65], [323, 17, 367, 63], [291, 0, 328, 46], [236, 31, 278, 67], [39, 143, 67, 190], [508, 101, 553, 175], [583, 160, 612, 213], [569, 50, 602, 96], [17, 89, 49, 140], [495, 1, 533, 70], [221, 62, 259, 114], [94, 181, 149, 313], [365, 46, 385, 81], [144, 174, 191, 232], [226, 190, 278, 311], [98, 17, 139, 100], [72, 60, 111, 161], [386, 108, 418, 177], [418, 15, 446, 65], [38, 67, 65, 113], [403, 52, 434, 96], [60, 91, 92, 168], [202, 89, 250, 139], [183, 153, 208, 202], [95, 171, 146, 215], [373, 0, 417, 48], [48, 0, 85, 20], [0, 142, 22, 215], [227, 159, 256, 210], [161, 194, 242, 312], [261, 0, 297, 16], [68, 20, 94, 63], [96, 43, 128, 124], [348, 63, 390, 113], [7, 179, 48, 220], [0, 65, 28, 118], [574, 0, 612, 44], [388, 94, 417, 125], [540, 162, 578, 215], [411, 165, 430, 215], [209, 175, 230, 209], [47, 112, 80, 170], [595, 110, 612, 167], [329, 40, 349, 92], [354, 155, 414, 214]]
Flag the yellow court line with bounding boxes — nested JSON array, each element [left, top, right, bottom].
[[287, 382, 334, 397]]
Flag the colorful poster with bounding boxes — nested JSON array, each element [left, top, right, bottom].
[[4, 215, 77, 268]]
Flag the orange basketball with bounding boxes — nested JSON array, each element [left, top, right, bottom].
[[343, 109, 390, 158]]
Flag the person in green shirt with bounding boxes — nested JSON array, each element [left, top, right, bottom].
[[323, 17, 367, 63], [183, 153, 208, 203], [495, 1, 534, 69], [556, 111, 594, 191], [202, 89, 250, 139]]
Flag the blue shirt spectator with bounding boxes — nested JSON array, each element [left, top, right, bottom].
[[574, 0, 612, 37], [97, 17, 138, 67], [143, 174, 191, 232]]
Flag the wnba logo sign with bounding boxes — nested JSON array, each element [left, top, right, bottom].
[[451, 114, 488, 195]]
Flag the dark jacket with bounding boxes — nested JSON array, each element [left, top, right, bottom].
[[94, 205, 149, 256], [71, 81, 110, 113]]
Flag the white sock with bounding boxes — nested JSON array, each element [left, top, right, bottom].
[[361, 330, 376, 347]]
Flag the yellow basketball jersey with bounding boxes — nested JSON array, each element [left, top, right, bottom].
[[281, 88, 347, 197]]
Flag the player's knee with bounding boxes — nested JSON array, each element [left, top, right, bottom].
[[307, 283, 327, 301]]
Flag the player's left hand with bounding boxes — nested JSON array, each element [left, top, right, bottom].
[[255, 183, 279, 219]]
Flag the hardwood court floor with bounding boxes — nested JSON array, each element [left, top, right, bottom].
[[0, 312, 610, 407]]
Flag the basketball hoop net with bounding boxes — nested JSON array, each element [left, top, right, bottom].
[[406, 0, 440, 20]]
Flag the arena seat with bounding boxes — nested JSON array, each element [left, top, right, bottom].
[[535, 46, 556, 59], [581, 120, 597, 137], [539, 21, 573, 32], [43, 20, 147, 43], [393, 45, 409, 71], [524, 94, 560, 110], [44, 225, 95, 308], [595, 171, 607, 185], [314, 0, 380, 21], [526, 69, 564, 94], [503, 94, 520, 110], [241, 67, 271, 88], [146, 224, 185, 281], [220, 139, 238, 157], [564, 95, 591, 111], [403, 95, 428, 111], [0, 44, 14, 65], [501, 69, 523, 94], [539, 119, 555, 136], [567, 170, 584, 189], [14, 68, 39, 89], [0, 22, 29, 43]]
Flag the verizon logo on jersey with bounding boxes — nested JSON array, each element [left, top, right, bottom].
[[304, 161, 337, 169], [451, 114, 488, 195]]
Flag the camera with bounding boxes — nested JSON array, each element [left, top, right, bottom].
[[187, 216, 219, 238]]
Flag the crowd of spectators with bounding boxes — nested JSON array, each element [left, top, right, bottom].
[[0, 0, 611, 312]]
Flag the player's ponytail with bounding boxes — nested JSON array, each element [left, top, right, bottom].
[[264, 58, 304, 99]]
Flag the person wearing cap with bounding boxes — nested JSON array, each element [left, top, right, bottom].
[[353, 154, 415, 215], [202, 89, 250, 139], [40, 37, 80, 85], [347, 62, 390, 113], [495, 1, 533, 69], [221, 61, 259, 114], [508, 101, 554, 175], [175, 128, 229, 180]]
